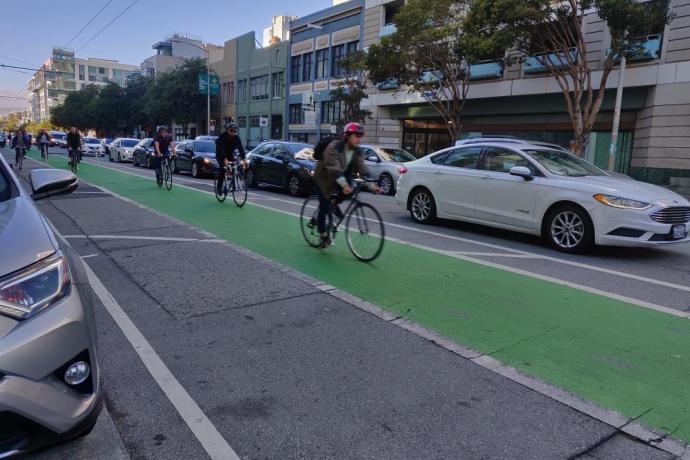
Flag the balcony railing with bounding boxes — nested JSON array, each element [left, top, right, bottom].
[[380, 23, 397, 38], [524, 48, 578, 74], [469, 60, 504, 81], [608, 34, 663, 63]]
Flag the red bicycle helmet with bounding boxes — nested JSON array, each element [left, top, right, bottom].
[[343, 122, 365, 136]]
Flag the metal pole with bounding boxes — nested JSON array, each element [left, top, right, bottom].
[[207, 54, 211, 135], [608, 54, 626, 172]]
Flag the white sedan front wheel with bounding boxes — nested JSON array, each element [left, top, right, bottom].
[[409, 188, 436, 224], [545, 205, 594, 254]]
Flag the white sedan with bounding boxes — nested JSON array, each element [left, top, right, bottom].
[[82, 137, 105, 156], [396, 142, 690, 253], [109, 138, 140, 162]]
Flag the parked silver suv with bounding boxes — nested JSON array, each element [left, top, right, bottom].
[[0, 155, 101, 456]]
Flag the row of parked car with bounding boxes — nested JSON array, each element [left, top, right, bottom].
[[104, 134, 690, 253]]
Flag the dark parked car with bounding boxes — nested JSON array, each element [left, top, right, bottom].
[[246, 141, 315, 196], [132, 138, 155, 168], [0, 158, 102, 456], [174, 139, 218, 177]]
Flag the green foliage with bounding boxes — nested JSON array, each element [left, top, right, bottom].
[[329, 50, 371, 130], [0, 112, 25, 133]]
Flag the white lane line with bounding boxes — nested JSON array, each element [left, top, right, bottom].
[[64, 234, 224, 243], [82, 262, 240, 460], [82, 253, 101, 259], [452, 252, 541, 258]]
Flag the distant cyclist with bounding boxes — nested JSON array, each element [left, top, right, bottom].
[[66, 127, 83, 167], [153, 127, 176, 183], [215, 123, 246, 195], [313, 122, 380, 247], [11, 129, 30, 170], [36, 128, 50, 160]]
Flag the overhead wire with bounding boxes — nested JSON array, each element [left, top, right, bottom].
[[76, 0, 139, 53], [64, 0, 115, 48]]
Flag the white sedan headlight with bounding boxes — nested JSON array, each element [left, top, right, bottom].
[[594, 194, 652, 210], [0, 252, 71, 320]]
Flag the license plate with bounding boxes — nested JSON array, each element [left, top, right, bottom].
[[672, 224, 687, 240]]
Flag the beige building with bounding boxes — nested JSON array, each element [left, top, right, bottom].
[[27, 48, 138, 123], [362, 0, 690, 188]]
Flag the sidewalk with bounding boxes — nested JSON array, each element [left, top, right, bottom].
[[4, 149, 687, 458]]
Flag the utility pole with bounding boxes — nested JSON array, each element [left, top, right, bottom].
[[608, 53, 627, 172]]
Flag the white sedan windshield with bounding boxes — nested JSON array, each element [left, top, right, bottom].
[[525, 149, 607, 177]]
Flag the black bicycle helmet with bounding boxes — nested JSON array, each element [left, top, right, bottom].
[[226, 122, 239, 130]]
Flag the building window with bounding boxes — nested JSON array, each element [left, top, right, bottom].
[[250, 116, 261, 127], [302, 53, 313, 81], [238, 117, 247, 128], [347, 41, 359, 56], [238, 79, 248, 103], [321, 100, 343, 124], [289, 104, 303, 124], [272, 72, 284, 98], [291, 55, 301, 83], [316, 49, 329, 79], [250, 76, 269, 101], [332, 41, 359, 77], [222, 82, 231, 105], [99, 67, 106, 75]]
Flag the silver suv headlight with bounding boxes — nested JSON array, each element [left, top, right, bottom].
[[594, 194, 652, 210], [0, 251, 71, 320]]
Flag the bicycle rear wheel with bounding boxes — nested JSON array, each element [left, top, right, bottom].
[[345, 202, 385, 262], [164, 162, 173, 190], [300, 195, 323, 248], [232, 169, 247, 207], [214, 172, 227, 202]]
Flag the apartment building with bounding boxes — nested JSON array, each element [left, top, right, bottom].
[[287, 0, 364, 144], [26, 47, 138, 122], [140, 34, 222, 78], [362, 0, 690, 188]]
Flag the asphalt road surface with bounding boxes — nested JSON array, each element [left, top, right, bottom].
[[4, 148, 688, 459]]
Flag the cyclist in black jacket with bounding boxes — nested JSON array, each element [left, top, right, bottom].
[[215, 123, 246, 194]]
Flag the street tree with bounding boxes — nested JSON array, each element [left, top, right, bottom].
[[366, 0, 485, 142], [51, 85, 99, 132], [465, 0, 673, 154], [330, 50, 371, 131]]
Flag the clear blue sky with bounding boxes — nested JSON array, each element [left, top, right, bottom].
[[0, 0, 330, 111]]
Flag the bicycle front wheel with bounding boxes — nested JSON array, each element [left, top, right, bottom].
[[300, 195, 323, 248], [164, 163, 173, 190], [213, 173, 227, 202], [345, 202, 385, 262], [232, 170, 247, 207]]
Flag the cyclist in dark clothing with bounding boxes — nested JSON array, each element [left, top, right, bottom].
[[153, 126, 176, 183], [215, 123, 246, 194], [66, 127, 83, 166]]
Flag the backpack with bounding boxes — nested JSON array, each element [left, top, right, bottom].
[[313, 136, 337, 161]]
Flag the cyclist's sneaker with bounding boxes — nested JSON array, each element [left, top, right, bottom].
[[319, 234, 332, 248]]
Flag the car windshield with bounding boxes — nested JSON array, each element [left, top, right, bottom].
[[524, 149, 607, 176], [84, 138, 100, 144], [294, 147, 315, 160], [194, 141, 215, 153], [52, 134, 65, 139], [288, 143, 313, 155], [376, 148, 416, 163], [122, 139, 139, 147]]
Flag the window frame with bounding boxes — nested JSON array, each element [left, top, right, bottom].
[[441, 147, 483, 169], [479, 146, 540, 176]]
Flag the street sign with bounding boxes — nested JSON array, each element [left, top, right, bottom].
[[259, 117, 269, 127], [198, 74, 220, 95]]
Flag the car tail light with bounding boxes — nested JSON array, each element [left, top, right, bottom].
[[398, 166, 408, 174]]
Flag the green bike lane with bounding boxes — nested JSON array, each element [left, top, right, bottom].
[[25, 151, 690, 446]]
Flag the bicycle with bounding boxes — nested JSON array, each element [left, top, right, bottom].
[[156, 155, 173, 191], [40, 143, 49, 162], [14, 147, 25, 170], [300, 181, 385, 262], [68, 148, 81, 174], [214, 160, 247, 207]]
